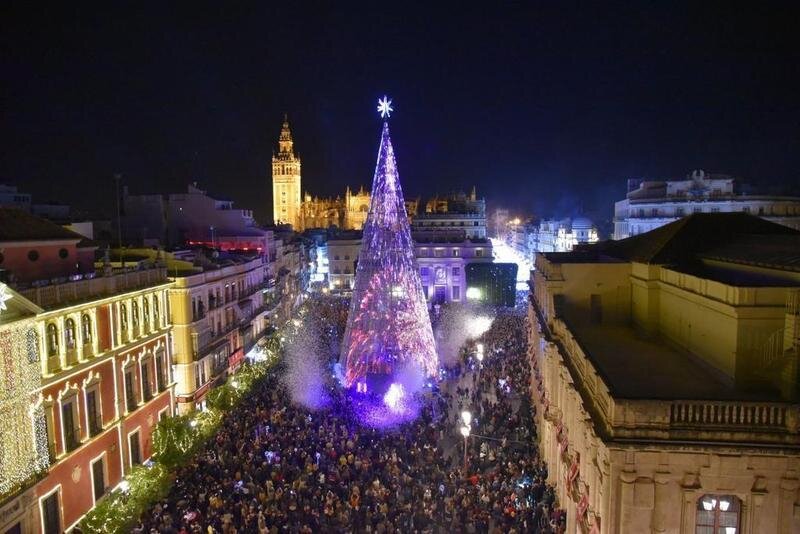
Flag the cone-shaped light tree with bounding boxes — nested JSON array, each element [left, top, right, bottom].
[[341, 97, 438, 387]]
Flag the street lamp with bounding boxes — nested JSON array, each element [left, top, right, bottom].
[[460, 424, 471, 471], [461, 410, 472, 427], [476, 343, 484, 362]]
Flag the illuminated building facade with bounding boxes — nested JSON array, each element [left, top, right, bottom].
[[509, 217, 599, 263], [0, 208, 175, 533], [411, 188, 487, 240], [613, 169, 800, 239], [169, 254, 274, 414], [528, 213, 800, 533], [270, 117, 429, 232]]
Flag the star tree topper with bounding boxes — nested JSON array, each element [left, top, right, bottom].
[[377, 95, 393, 119]]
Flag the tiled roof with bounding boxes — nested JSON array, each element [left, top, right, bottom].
[[0, 208, 84, 242]]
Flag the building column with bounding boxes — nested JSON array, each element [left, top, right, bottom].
[[779, 477, 800, 533], [618, 470, 637, 533], [652, 471, 670, 532]]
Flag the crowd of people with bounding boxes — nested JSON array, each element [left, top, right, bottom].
[[138, 308, 565, 533]]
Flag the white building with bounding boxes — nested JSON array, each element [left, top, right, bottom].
[[415, 238, 493, 304], [327, 234, 362, 291], [327, 233, 493, 304], [509, 217, 599, 262], [614, 170, 800, 240]]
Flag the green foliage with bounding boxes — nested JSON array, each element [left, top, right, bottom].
[[81, 358, 278, 534], [80, 465, 171, 534], [151, 414, 199, 469]]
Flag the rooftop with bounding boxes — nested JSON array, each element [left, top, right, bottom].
[[597, 213, 799, 265], [561, 311, 781, 402], [0, 207, 84, 242]]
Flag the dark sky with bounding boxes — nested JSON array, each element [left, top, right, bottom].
[[3, 3, 799, 229]]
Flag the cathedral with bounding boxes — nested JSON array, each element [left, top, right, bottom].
[[271, 117, 419, 231]]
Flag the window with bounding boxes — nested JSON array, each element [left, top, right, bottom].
[[155, 349, 167, 392], [422, 286, 428, 298], [58, 248, 69, 259], [452, 267, 460, 276], [434, 249, 443, 258], [344, 255, 350, 260], [475, 249, 483, 257], [420, 267, 430, 277], [743, 206, 751, 214], [28, 250, 39, 262], [91, 455, 107, 502], [141, 359, 152, 401], [86, 388, 102, 436], [711, 207, 720, 213], [81, 314, 92, 345], [129, 430, 142, 466], [64, 318, 76, 351], [693, 207, 702, 214], [41, 490, 61, 534], [334, 255, 340, 260], [125, 368, 137, 412], [638, 208, 645, 217], [61, 398, 80, 452], [452, 286, 460, 300], [46, 324, 59, 358], [696, 494, 740, 533], [676, 207, 684, 216], [452, 249, 459, 257], [153, 296, 160, 326], [120, 303, 128, 330], [143, 299, 150, 329], [131, 301, 140, 329]]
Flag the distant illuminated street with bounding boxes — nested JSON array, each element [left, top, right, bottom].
[[491, 238, 533, 290]]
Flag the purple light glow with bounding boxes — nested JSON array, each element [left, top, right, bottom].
[[341, 115, 438, 392], [383, 382, 405, 412]]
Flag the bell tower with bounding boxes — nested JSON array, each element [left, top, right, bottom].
[[272, 115, 302, 229]]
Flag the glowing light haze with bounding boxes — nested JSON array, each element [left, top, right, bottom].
[[341, 101, 438, 386]]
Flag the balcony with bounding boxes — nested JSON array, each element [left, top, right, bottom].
[[530, 295, 800, 447], [18, 267, 168, 310]]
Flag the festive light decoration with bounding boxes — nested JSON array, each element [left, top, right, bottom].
[[0, 322, 49, 499], [0, 283, 11, 314], [377, 95, 393, 118], [341, 100, 437, 387]]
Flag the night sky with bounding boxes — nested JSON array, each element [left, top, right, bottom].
[[3, 3, 799, 232]]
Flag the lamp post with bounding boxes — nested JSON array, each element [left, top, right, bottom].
[[460, 410, 472, 471], [460, 424, 471, 471]]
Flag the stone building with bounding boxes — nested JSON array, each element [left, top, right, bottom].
[[528, 213, 800, 533], [0, 209, 175, 533], [613, 169, 800, 239]]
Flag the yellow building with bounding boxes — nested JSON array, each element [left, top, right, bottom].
[[270, 117, 419, 231], [272, 116, 302, 228], [528, 213, 800, 533], [169, 254, 274, 414]]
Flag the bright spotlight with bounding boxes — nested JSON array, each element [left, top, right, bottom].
[[383, 382, 405, 412], [461, 410, 472, 426], [460, 425, 471, 437], [466, 287, 482, 300]]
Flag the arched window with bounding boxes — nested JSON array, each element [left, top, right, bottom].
[[47, 324, 59, 357], [143, 298, 150, 325], [81, 314, 92, 344], [64, 318, 76, 350], [132, 301, 140, 327], [120, 303, 128, 330], [696, 494, 740, 533]]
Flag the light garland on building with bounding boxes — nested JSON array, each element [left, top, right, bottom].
[[0, 322, 50, 498]]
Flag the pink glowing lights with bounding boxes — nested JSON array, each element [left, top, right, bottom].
[[341, 109, 438, 387]]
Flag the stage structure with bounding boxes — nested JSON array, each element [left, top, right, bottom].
[[341, 97, 438, 391]]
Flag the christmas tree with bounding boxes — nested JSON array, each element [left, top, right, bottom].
[[341, 97, 438, 389]]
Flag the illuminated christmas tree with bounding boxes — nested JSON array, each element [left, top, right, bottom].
[[341, 97, 438, 389]]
